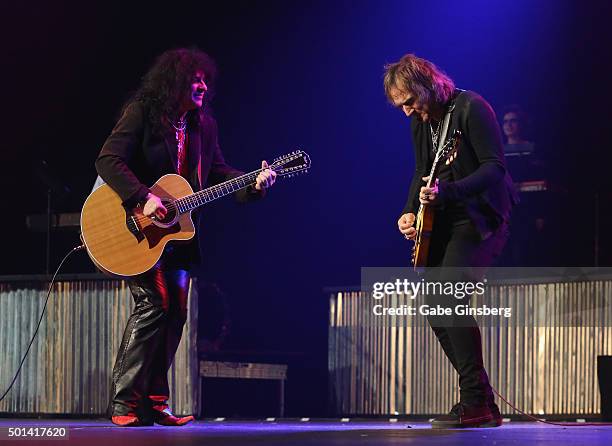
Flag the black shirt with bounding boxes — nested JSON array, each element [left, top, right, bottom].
[[429, 148, 470, 224], [402, 90, 518, 238]]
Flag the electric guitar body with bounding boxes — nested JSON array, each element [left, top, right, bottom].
[[412, 201, 435, 268]]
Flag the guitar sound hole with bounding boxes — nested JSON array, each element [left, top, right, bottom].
[[156, 199, 178, 225]]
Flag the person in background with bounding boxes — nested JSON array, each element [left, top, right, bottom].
[[502, 104, 535, 156]]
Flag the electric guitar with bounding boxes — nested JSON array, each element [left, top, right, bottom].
[[412, 130, 461, 269], [80, 150, 311, 276]]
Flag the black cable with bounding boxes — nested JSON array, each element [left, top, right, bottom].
[[492, 387, 612, 427], [0, 244, 85, 404]]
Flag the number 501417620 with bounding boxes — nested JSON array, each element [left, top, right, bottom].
[[3, 426, 68, 439]]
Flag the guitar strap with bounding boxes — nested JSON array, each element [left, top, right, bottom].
[[435, 88, 463, 153]]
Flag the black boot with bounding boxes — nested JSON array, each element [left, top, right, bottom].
[[487, 400, 503, 426], [431, 402, 502, 429]]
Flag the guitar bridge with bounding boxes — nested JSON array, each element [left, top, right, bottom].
[[126, 214, 144, 242]]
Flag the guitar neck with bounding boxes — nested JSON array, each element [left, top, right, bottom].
[[418, 151, 445, 214], [174, 170, 259, 213], [426, 154, 444, 188]]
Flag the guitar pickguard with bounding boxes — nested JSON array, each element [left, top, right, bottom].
[[141, 222, 182, 249], [125, 208, 181, 248]]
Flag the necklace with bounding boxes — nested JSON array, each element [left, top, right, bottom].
[[171, 116, 187, 173], [430, 120, 442, 151], [171, 116, 187, 134]]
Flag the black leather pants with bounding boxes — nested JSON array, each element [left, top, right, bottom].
[[111, 260, 190, 417]]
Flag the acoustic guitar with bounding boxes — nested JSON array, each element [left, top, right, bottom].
[[412, 130, 461, 269], [81, 150, 310, 276]]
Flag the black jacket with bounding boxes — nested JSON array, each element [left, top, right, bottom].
[[403, 90, 518, 238], [96, 101, 262, 207], [95, 101, 263, 266]]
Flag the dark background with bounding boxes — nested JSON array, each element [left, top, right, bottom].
[[2, 0, 611, 415]]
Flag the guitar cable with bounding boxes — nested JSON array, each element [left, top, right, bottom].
[[491, 387, 612, 427], [0, 243, 85, 405]]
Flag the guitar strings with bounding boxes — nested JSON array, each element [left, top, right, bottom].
[[171, 153, 306, 207], [130, 157, 307, 225], [129, 168, 263, 225]]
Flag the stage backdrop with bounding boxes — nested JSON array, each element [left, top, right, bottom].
[[328, 272, 612, 416], [0, 275, 198, 416]]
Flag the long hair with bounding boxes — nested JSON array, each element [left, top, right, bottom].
[[383, 54, 455, 106], [123, 47, 217, 135]]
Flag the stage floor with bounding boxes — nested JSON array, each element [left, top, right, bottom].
[[1, 419, 612, 445]]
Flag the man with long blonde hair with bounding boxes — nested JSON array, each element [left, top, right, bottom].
[[385, 54, 517, 428]]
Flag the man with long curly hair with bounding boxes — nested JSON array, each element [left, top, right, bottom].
[[384, 54, 517, 428], [96, 48, 276, 427]]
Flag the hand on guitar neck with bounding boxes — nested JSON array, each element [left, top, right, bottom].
[[419, 176, 440, 205], [254, 160, 277, 190]]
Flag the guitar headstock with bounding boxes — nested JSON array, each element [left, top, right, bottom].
[[270, 150, 311, 178], [436, 129, 462, 165]]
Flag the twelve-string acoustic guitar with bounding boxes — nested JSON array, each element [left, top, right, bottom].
[[412, 130, 461, 269], [81, 150, 311, 277]]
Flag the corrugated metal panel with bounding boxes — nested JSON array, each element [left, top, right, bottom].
[[0, 278, 198, 416], [329, 280, 612, 416]]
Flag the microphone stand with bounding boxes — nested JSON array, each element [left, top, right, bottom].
[[46, 188, 52, 275], [35, 159, 69, 275]]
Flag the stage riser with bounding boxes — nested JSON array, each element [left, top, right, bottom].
[[0, 278, 199, 415], [328, 281, 612, 415]]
